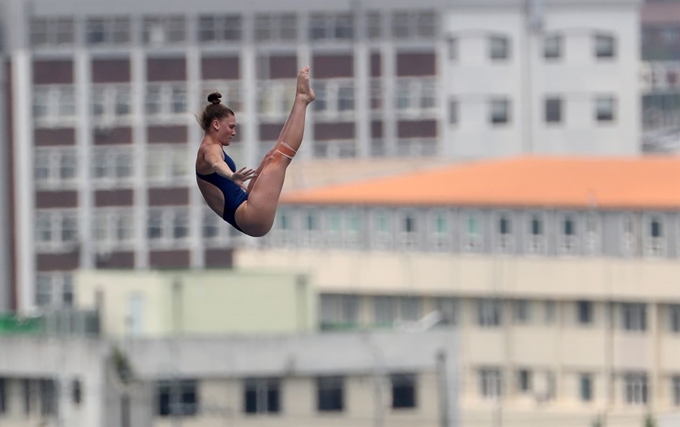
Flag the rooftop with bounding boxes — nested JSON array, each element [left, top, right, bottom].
[[280, 156, 680, 209]]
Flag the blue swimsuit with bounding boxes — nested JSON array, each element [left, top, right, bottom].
[[196, 151, 248, 233]]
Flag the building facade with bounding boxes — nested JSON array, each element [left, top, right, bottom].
[[640, 0, 680, 152], [233, 156, 680, 425], [0, 331, 459, 427], [0, 0, 643, 313]]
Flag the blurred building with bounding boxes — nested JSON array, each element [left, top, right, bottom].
[[234, 156, 680, 425], [0, 330, 458, 427], [0, 0, 643, 313], [73, 269, 316, 337], [640, 0, 680, 153]]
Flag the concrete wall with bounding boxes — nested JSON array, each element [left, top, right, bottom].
[[234, 248, 680, 301]]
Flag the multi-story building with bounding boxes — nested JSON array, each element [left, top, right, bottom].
[[233, 156, 680, 425], [0, 331, 459, 427], [0, 0, 643, 313], [640, 0, 680, 152]]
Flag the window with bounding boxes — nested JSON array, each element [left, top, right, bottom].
[[595, 34, 616, 58], [147, 208, 190, 247], [320, 294, 360, 329], [462, 212, 482, 252], [580, 374, 593, 402], [34, 148, 78, 188], [35, 211, 79, 251], [62, 276, 73, 306], [201, 83, 242, 113], [622, 303, 647, 332], [584, 213, 600, 255], [391, 374, 416, 409], [33, 85, 77, 124], [91, 85, 132, 121], [198, 14, 242, 42], [86, 16, 130, 45], [374, 296, 396, 326], [394, 78, 437, 111], [39, 380, 57, 416], [497, 215, 512, 251], [370, 80, 383, 111], [244, 378, 280, 414], [403, 213, 417, 234], [31, 17, 75, 46], [561, 215, 579, 254], [36, 275, 52, 307], [478, 299, 502, 327], [255, 13, 297, 41], [544, 35, 562, 59], [337, 84, 355, 111], [490, 98, 510, 124], [544, 301, 556, 324], [93, 210, 135, 247], [399, 212, 419, 248], [490, 36, 509, 60], [528, 214, 545, 254], [304, 210, 318, 232], [143, 15, 186, 44], [595, 96, 616, 122], [373, 210, 394, 249], [651, 218, 662, 238], [146, 84, 187, 116], [366, 11, 382, 39], [673, 376, 680, 406], [621, 214, 636, 256], [157, 380, 198, 416], [146, 146, 190, 183], [514, 300, 531, 324], [392, 10, 436, 39], [91, 147, 134, 186], [577, 300, 593, 325], [449, 98, 458, 125], [400, 297, 422, 322], [317, 377, 343, 412], [545, 98, 562, 123], [430, 210, 450, 250], [479, 369, 502, 398], [447, 36, 458, 60], [309, 13, 353, 41], [624, 373, 648, 405], [437, 298, 458, 325], [670, 305, 680, 333], [517, 370, 532, 393], [0, 378, 5, 414]]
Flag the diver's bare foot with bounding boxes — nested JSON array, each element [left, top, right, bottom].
[[296, 66, 315, 104]]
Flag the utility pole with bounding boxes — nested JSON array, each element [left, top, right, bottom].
[[437, 350, 449, 427]]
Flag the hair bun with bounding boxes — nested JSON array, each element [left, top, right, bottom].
[[207, 92, 222, 105]]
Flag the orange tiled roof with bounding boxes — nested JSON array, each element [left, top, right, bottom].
[[280, 156, 680, 209]]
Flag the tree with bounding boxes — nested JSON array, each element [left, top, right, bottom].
[[644, 413, 656, 427]]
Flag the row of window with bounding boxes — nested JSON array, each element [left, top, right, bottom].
[[156, 375, 416, 417], [447, 33, 617, 62], [35, 208, 245, 252], [477, 369, 680, 406], [35, 145, 190, 188], [272, 208, 679, 258], [0, 379, 60, 417], [320, 295, 680, 333], [448, 96, 618, 127], [33, 78, 435, 125], [31, 10, 437, 47]]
